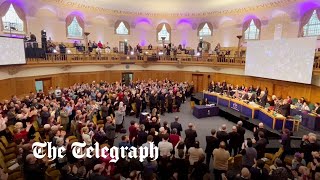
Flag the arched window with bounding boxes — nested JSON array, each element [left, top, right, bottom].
[[199, 23, 212, 37], [67, 17, 83, 38], [303, 10, 320, 37], [0, 2, 27, 33], [2, 4, 23, 32], [116, 21, 129, 35], [158, 24, 170, 41], [244, 20, 260, 40]]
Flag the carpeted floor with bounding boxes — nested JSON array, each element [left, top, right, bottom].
[[114, 100, 254, 150]]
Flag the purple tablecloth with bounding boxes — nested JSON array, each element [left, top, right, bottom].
[[193, 105, 219, 119], [290, 108, 320, 131]]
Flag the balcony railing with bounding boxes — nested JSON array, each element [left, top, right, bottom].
[[25, 53, 320, 73], [26, 53, 245, 67]]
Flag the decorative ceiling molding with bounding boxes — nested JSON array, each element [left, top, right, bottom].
[[41, 0, 300, 18]]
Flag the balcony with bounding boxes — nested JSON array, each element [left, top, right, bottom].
[[25, 53, 320, 74]]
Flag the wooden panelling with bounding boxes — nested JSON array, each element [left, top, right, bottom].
[[0, 71, 318, 103]]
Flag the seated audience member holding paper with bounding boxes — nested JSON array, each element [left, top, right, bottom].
[[301, 102, 310, 111]]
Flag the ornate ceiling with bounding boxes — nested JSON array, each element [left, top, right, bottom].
[[41, 0, 302, 17]]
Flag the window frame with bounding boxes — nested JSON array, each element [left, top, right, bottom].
[[303, 10, 320, 37], [115, 21, 129, 35], [157, 23, 170, 43], [66, 16, 84, 40], [198, 23, 212, 37], [1, 3, 25, 35], [243, 19, 260, 41]]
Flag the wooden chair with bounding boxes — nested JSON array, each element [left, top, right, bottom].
[[45, 167, 61, 180], [264, 147, 284, 165], [0, 142, 16, 155], [190, 101, 195, 112], [233, 154, 242, 169], [131, 103, 137, 113], [228, 157, 234, 170], [293, 119, 300, 132], [0, 136, 16, 148]]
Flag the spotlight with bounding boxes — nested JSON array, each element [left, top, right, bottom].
[[130, 51, 134, 55], [159, 52, 163, 55], [145, 51, 149, 54], [196, 52, 200, 56], [53, 49, 57, 53], [67, 49, 71, 54]]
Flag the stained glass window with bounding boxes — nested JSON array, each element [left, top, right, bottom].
[[116, 22, 129, 35], [2, 4, 24, 32], [67, 17, 83, 38], [303, 10, 320, 37], [199, 23, 212, 36], [244, 20, 260, 40], [158, 24, 170, 41]]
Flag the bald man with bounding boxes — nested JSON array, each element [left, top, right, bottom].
[[185, 123, 197, 149]]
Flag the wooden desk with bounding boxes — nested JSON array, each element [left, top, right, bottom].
[[258, 108, 286, 130]]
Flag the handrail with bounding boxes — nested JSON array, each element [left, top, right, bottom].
[[25, 53, 320, 72]]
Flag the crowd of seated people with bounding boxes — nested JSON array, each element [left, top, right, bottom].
[[208, 81, 320, 118]]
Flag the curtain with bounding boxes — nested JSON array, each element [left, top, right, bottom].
[[12, 3, 27, 32], [298, 8, 317, 37], [242, 18, 261, 39], [65, 14, 85, 36], [0, 1, 27, 32], [197, 22, 213, 36]]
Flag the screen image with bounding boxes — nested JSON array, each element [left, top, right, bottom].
[[0, 37, 26, 65], [245, 37, 317, 84]]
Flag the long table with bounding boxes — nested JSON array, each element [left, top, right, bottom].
[[204, 92, 288, 131], [290, 108, 320, 131], [193, 105, 219, 119]]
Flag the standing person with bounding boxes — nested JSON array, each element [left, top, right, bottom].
[[135, 94, 142, 118], [185, 123, 197, 150], [205, 129, 219, 166], [228, 126, 240, 156], [217, 124, 229, 146], [100, 101, 108, 121], [254, 131, 268, 159], [280, 128, 291, 161], [241, 139, 257, 169], [188, 141, 205, 166], [170, 116, 183, 136], [237, 121, 246, 152], [212, 142, 230, 180], [129, 121, 138, 146], [104, 116, 116, 147]]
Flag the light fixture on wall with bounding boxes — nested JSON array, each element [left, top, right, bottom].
[[161, 37, 166, 47], [84, 32, 91, 54], [236, 35, 243, 57]]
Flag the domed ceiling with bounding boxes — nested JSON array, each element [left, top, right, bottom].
[[43, 0, 300, 14]]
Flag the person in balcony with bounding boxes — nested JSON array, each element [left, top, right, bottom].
[[148, 44, 153, 50], [98, 41, 103, 49]]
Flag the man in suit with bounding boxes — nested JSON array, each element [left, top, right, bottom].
[[170, 116, 183, 135], [228, 126, 240, 156], [279, 99, 291, 117], [237, 121, 246, 152], [135, 94, 142, 118], [217, 124, 229, 146], [254, 123, 268, 144], [259, 91, 267, 107], [205, 129, 219, 166], [104, 116, 116, 147], [185, 123, 197, 149]]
